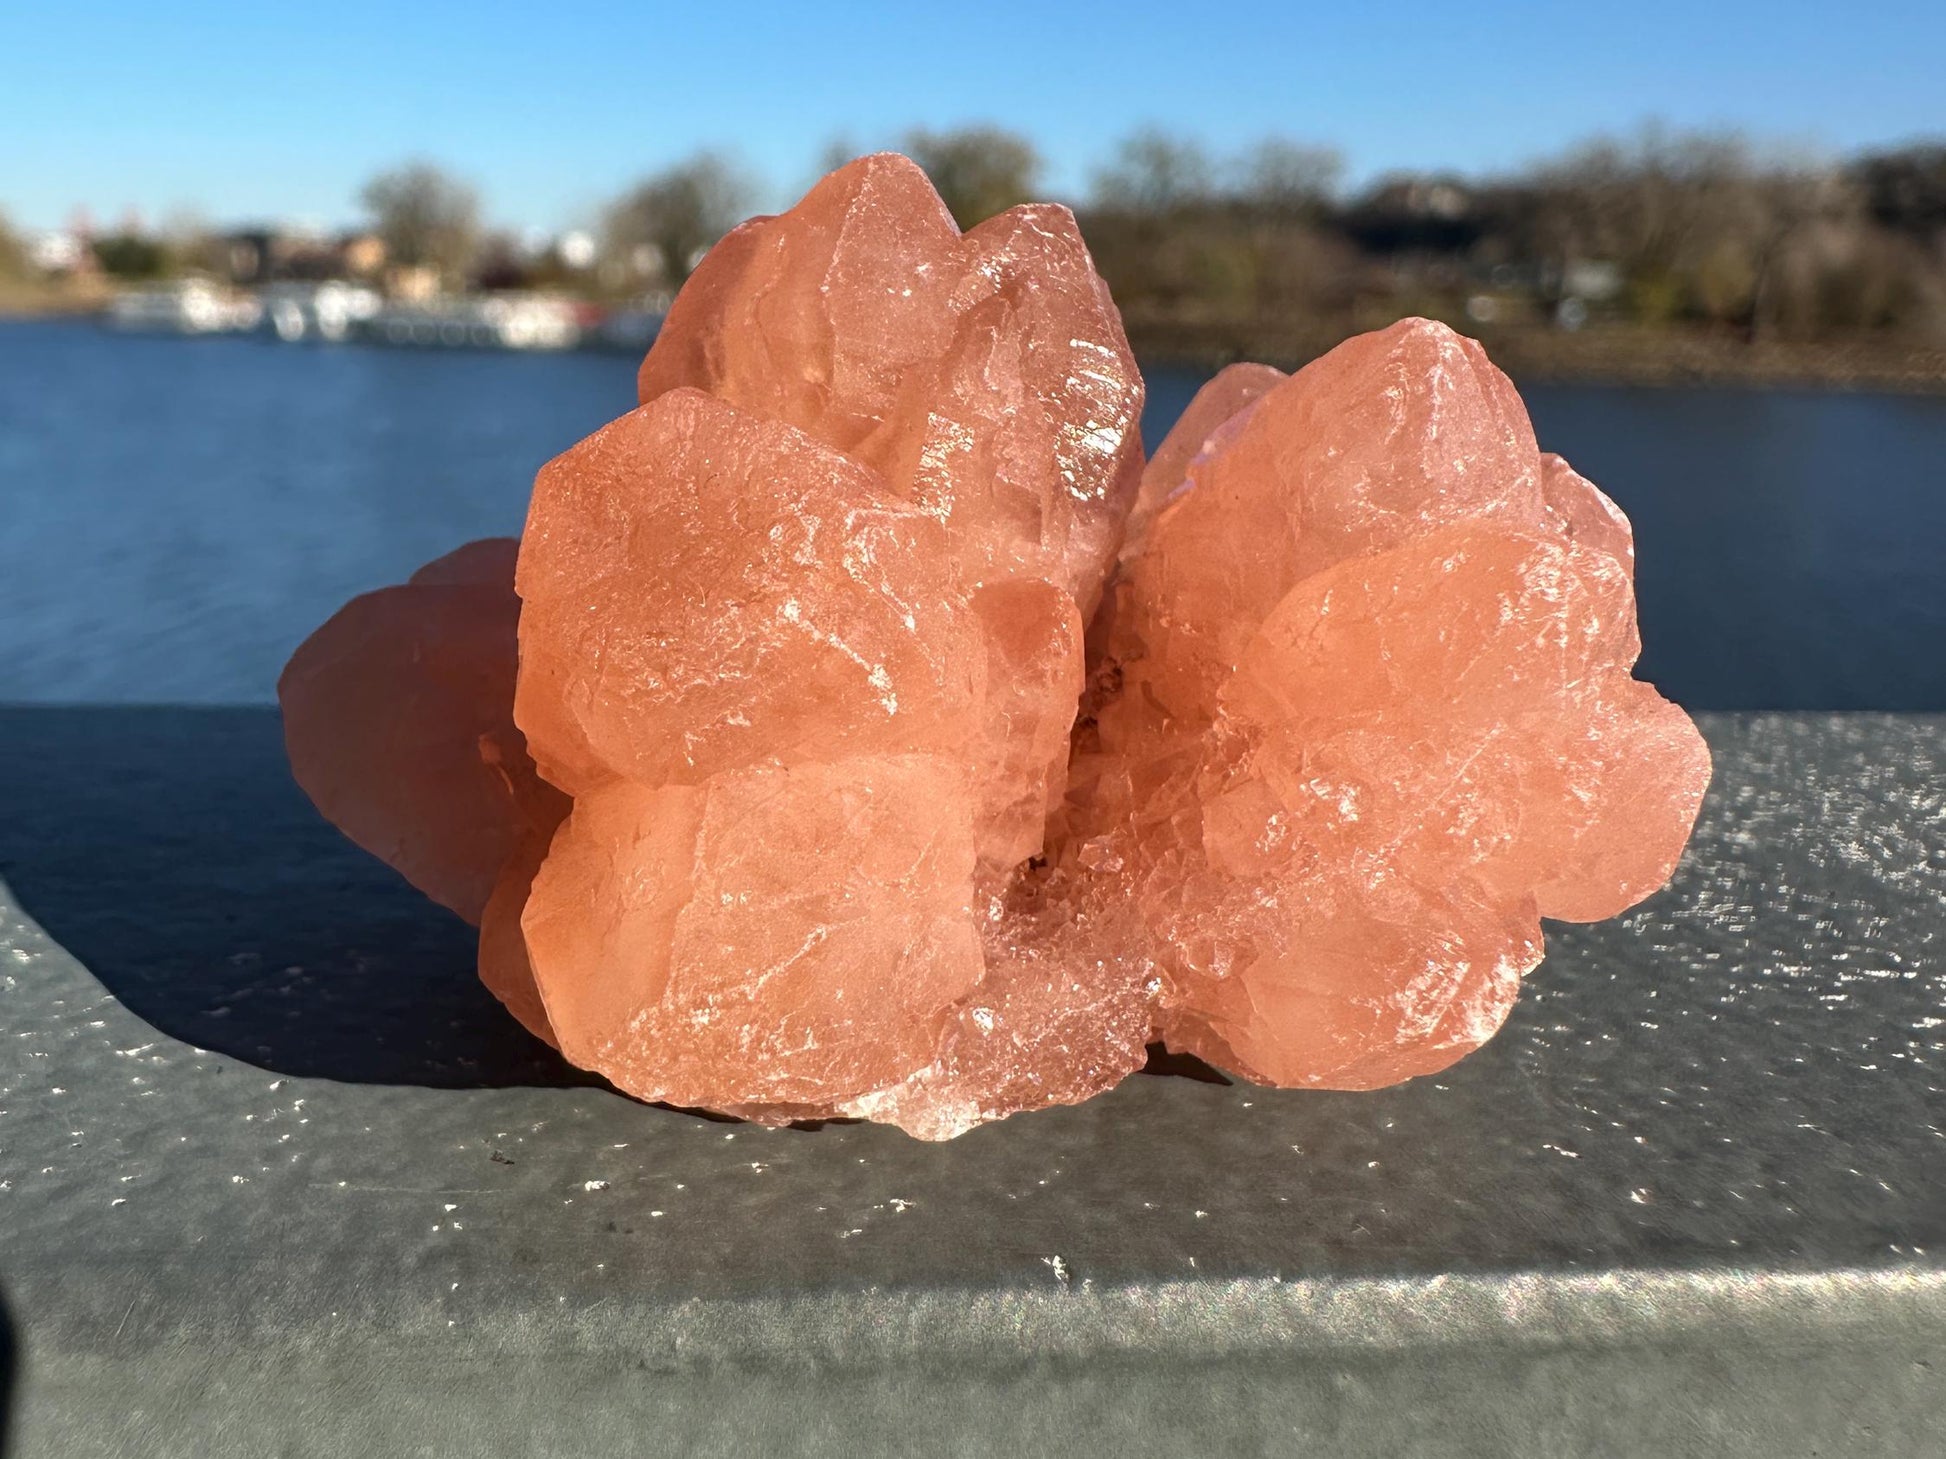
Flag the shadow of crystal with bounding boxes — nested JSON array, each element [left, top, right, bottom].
[[0, 705, 1264, 1115], [0, 705, 595, 1091], [0, 1284, 15, 1459]]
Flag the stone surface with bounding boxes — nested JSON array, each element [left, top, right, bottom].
[[4, 708, 1943, 1456], [277, 158, 1706, 1138]]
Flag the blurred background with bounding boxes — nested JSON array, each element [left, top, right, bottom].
[[2, 1, 1941, 710]]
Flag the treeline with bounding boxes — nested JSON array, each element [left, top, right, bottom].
[[583, 123, 1946, 351], [1053, 126, 1946, 355], [8, 124, 1945, 359]]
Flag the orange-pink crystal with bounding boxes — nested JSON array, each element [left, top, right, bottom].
[[279, 156, 1709, 1139], [1082, 320, 1709, 1089]]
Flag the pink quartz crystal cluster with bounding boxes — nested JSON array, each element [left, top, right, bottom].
[[280, 155, 1711, 1139]]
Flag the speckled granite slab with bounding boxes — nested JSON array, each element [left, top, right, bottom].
[[1, 709, 1941, 1456]]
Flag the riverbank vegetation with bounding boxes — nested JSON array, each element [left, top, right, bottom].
[[7, 125, 1944, 387], [1068, 127, 1946, 386]]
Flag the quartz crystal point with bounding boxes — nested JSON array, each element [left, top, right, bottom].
[[1125, 361, 1286, 540], [508, 155, 1151, 1132], [636, 155, 1144, 609], [279, 153, 1708, 1139]]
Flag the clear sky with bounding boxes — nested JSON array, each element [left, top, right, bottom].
[[4, 0, 1941, 232]]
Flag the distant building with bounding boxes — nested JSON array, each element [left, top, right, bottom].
[[558, 230, 596, 270], [219, 226, 332, 284], [216, 226, 386, 285], [1361, 177, 1474, 222], [385, 263, 442, 302], [1562, 259, 1623, 303], [1345, 176, 1481, 257], [27, 230, 89, 274], [338, 232, 385, 278]]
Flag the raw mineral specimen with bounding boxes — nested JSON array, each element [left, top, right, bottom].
[[508, 156, 1149, 1134], [1082, 320, 1710, 1091], [279, 537, 542, 928], [277, 538, 566, 1042], [280, 155, 1709, 1140]]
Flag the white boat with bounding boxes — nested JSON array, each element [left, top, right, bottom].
[[260, 281, 382, 343], [360, 294, 582, 352], [107, 279, 263, 335]]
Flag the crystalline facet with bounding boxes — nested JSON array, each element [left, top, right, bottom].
[[1080, 319, 1711, 1089], [497, 155, 1150, 1128], [278, 538, 567, 1043], [280, 157, 1709, 1139], [279, 538, 549, 927]]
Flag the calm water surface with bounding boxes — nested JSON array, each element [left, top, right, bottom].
[[3, 320, 1942, 709]]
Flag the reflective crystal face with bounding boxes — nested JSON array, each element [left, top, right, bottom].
[[1086, 319, 1710, 1090], [279, 158, 1709, 1139]]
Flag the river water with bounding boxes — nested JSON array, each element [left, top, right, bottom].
[[2, 320, 1941, 709]]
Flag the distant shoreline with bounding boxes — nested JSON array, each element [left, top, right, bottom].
[[1123, 317, 1946, 395], [8, 298, 1946, 395]]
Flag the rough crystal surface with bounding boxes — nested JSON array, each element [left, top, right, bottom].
[[279, 538, 544, 927], [504, 154, 1148, 1134], [277, 538, 567, 1042], [1081, 319, 1710, 1089], [280, 157, 1708, 1139]]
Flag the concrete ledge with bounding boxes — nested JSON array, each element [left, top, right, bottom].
[[2, 709, 1942, 1456]]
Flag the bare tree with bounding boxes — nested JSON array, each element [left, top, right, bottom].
[[358, 162, 480, 288], [1742, 164, 1855, 340], [1853, 144, 1946, 239], [1519, 127, 1881, 334], [602, 153, 754, 289], [1238, 138, 1342, 218], [1092, 129, 1215, 214], [905, 125, 1042, 228]]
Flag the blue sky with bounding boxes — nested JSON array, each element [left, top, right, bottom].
[[4, 0, 1941, 232]]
